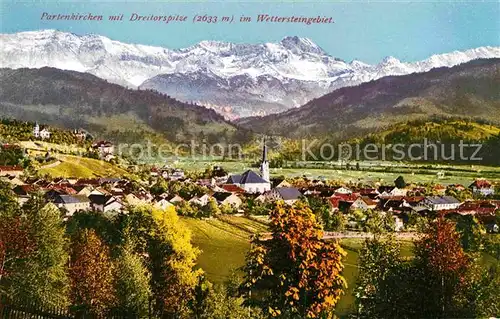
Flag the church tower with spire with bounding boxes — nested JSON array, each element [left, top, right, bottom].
[[260, 137, 270, 182]]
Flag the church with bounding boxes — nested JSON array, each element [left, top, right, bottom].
[[226, 139, 271, 194]]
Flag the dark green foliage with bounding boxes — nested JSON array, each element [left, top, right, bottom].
[[394, 176, 406, 188]]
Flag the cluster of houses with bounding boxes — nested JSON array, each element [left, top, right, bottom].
[[0, 142, 498, 231], [316, 179, 498, 231]]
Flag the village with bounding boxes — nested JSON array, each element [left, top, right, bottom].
[[1, 123, 498, 234]]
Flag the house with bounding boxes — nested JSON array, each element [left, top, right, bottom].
[[334, 187, 352, 195], [469, 180, 495, 196], [392, 214, 405, 231], [153, 197, 174, 211], [384, 196, 424, 213], [0, 175, 24, 187], [73, 129, 87, 142], [12, 184, 38, 205], [197, 178, 216, 187], [88, 194, 123, 213], [125, 193, 151, 206], [0, 165, 23, 177], [359, 188, 380, 199], [329, 193, 359, 212], [52, 194, 91, 216], [265, 187, 303, 205], [33, 123, 51, 140], [167, 194, 185, 204], [72, 185, 94, 197], [226, 170, 271, 194], [449, 184, 466, 192], [273, 179, 291, 188], [433, 184, 447, 195], [169, 169, 185, 181], [188, 194, 212, 207], [420, 196, 461, 211], [458, 200, 497, 215], [377, 186, 408, 197], [351, 196, 378, 211], [92, 141, 114, 156], [212, 192, 243, 208]]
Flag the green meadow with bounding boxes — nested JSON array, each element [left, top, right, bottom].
[[166, 157, 500, 185], [180, 215, 416, 317]]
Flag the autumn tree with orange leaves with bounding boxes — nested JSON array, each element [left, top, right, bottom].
[[413, 215, 471, 318], [242, 202, 346, 318], [69, 229, 116, 317]]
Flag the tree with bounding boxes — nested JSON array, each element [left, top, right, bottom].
[[365, 210, 395, 235], [14, 203, 70, 307], [114, 243, 151, 318], [355, 235, 410, 318], [0, 215, 35, 296], [202, 198, 220, 218], [243, 202, 346, 318], [413, 216, 471, 318], [0, 181, 22, 217], [127, 205, 202, 317], [394, 176, 406, 189], [306, 197, 332, 230], [449, 214, 485, 252], [69, 229, 116, 316], [330, 211, 347, 232]]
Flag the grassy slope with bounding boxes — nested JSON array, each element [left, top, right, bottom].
[[180, 215, 417, 316], [38, 155, 129, 178], [180, 217, 254, 283]]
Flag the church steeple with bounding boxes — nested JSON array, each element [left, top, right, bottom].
[[262, 137, 268, 162], [260, 137, 270, 182]]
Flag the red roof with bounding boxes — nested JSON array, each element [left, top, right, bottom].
[[0, 165, 23, 172], [45, 185, 77, 195], [221, 184, 245, 193], [470, 180, 492, 189]]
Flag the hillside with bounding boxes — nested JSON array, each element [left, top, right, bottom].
[[37, 155, 130, 178], [237, 59, 500, 139], [0, 67, 248, 145], [350, 119, 500, 144]]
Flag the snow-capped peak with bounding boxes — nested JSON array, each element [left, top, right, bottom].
[[280, 36, 326, 55], [380, 56, 402, 65], [0, 29, 499, 118]]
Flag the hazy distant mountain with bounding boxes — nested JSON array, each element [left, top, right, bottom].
[[236, 59, 500, 139], [0, 67, 243, 144], [1, 30, 499, 118]]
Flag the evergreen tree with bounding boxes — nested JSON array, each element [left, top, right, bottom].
[[14, 203, 70, 307], [114, 243, 151, 318]]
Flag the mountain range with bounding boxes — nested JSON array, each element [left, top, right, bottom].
[[236, 59, 500, 139], [0, 67, 246, 145], [1, 30, 499, 119]]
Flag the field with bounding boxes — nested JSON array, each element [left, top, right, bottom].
[[179, 217, 253, 282], [38, 155, 130, 178], [163, 157, 500, 185], [180, 215, 417, 317]]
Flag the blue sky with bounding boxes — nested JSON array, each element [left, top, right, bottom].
[[1, 1, 499, 63]]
